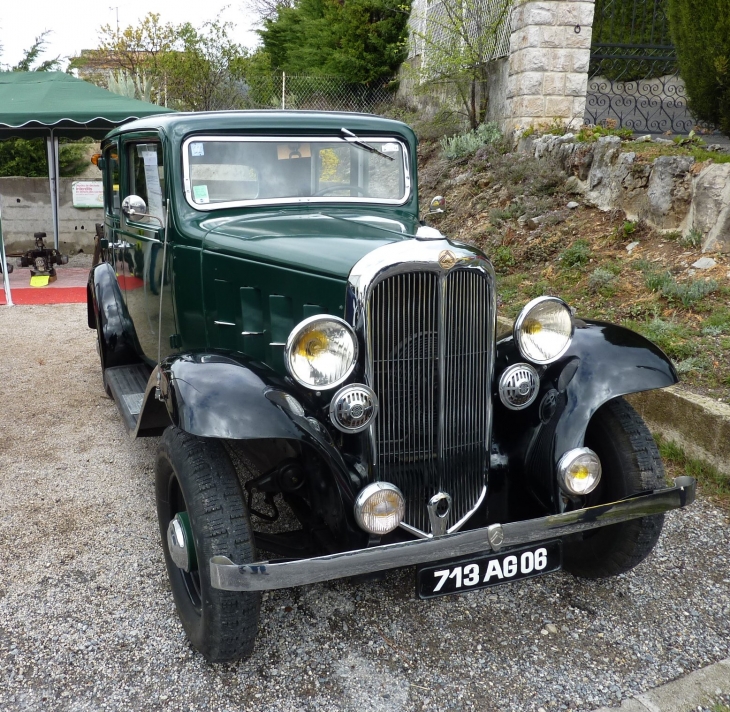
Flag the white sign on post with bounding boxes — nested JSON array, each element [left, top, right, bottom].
[[72, 181, 104, 208]]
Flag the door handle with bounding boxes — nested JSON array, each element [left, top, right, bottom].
[[112, 240, 132, 249]]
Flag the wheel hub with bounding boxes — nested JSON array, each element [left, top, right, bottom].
[[167, 512, 197, 572]]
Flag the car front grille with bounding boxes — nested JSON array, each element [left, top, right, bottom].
[[367, 267, 492, 535]]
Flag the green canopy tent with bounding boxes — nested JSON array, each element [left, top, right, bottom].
[[0, 72, 173, 301]]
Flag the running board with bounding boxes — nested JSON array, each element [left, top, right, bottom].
[[105, 364, 169, 437]]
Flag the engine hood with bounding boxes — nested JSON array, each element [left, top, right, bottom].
[[201, 209, 418, 281]]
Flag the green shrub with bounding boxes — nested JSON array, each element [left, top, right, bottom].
[[492, 245, 516, 269], [668, 0, 730, 134], [589, 267, 616, 292], [560, 239, 591, 267], [629, 317, 694, 359], [681, 228, 703, 248], [644, 269, 718, 307], [0, 137, 91, 177], [440, 122, 502, 159]]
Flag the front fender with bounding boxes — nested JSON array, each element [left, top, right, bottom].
[[88, 262, 140, 369], [554, 319, 678, 454], [495, 320, 677, 509], [161, 353, 359, 503]]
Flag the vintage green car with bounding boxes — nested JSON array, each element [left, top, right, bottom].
[[88, 111, 695, 662]]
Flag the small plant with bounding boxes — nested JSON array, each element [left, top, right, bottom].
[[577, 123, 634, 143], [702, 325, 723, 336], [588, 267, 616, 292], [621, 220, 636, 236], [489, 202, 523, 225], [681, 228, 703, 248], [628, 317, 694, 359], [703, 307, 730, 334], [675, 356, 705, 374], [644, 269, 718, 307], [631, 258, 653, 272], [672, 130, 705, 147], [560, 239, 591, 267], [492, 245, 516, 269], [440, 122, 502, 159], [656, 435, 730, 508]]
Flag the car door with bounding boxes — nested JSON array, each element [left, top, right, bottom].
[[118, 136, 175, 364], [100, 141, 129, 289]]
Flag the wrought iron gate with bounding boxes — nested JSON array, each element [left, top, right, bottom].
[[585, 0, 698, 134]]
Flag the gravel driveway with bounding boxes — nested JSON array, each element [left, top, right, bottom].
[[1, 304, 728, 712]]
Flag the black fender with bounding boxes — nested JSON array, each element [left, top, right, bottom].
[[87, 263, 141, 369], [159, 352, 359, 505], [494, 320, 677, 509]]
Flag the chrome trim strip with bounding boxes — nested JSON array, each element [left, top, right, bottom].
[[181, 135, 411, 211], [214, 320, 236, 327], [209, 477, 696, 591]]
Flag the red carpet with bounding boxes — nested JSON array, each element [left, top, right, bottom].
[[1, 286, 87, 305], [1, 267, 89, 305]]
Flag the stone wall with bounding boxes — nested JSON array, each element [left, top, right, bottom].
[[506, 0, 594, 132], [521, 133, 730, 253], [0, 177, 102, 254], [398, 0, 596, 135]]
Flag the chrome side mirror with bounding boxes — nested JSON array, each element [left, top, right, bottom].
[[429, 195, 446, 214], [122, 195, 147, 218]]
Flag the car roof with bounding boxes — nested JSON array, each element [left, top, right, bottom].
[[105, 110, 417, 144]]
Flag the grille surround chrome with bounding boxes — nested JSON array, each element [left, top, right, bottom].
[[347, 239, 496, 538]]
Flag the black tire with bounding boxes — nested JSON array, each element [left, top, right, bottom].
[[562, 397, 665, 579], [156, 426, 261, 662]]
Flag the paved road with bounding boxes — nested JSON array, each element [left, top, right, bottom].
[[1, 304, 729, 712]]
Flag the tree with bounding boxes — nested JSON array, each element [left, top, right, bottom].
[[243, 0, 296, 23], [10, 31, 61, 72], [158, 18, 250, 111], [667, 0, 730, 134], [70, 13, 249, 110], [0, 33, 88, 178], [409, 0, 511, 128], [259, 0, 411, 85]]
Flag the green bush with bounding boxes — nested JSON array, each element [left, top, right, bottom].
[[0, 138, 91, 177], [668, 0, 730, 134], [644, 268, 718, 307], [440, 123, 502, 160], [560, 239, 591, 268]]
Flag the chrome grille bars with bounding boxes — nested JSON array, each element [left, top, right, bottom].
[[347, 239, 496, 537]]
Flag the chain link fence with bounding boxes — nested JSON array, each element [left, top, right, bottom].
[[199, 73, 399, 115]]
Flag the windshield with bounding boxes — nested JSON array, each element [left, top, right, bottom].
[[182, 135, 410, 209]]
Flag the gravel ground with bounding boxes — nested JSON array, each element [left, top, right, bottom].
[[1, 304, 729, 712]]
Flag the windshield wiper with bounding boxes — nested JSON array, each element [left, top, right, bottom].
[[341, 128, 395, 161]]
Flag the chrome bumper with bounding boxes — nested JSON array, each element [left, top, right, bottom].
[[210, 476, 696, 592]]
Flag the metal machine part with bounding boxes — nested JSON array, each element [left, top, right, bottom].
[[499, 363, 540, 410], [329, 384, 378, 433], [18, 232, 68, 277]]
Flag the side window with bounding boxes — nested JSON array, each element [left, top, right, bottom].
[[127, 142, 165, 223], [104, 145, 120, 217]]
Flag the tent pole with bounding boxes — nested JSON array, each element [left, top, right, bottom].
[[0, 207, 14, 307], [46, 130, 60, 250]]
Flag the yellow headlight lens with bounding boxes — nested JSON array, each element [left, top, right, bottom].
[[557, 448, 602, 496], [286, 316, 357, 389]]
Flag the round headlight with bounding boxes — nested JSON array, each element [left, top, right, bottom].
[[557, 447, 602, 496], [285, 315, 358, 390], [354, 482, 405, 535], [514, 296, 574, 364]]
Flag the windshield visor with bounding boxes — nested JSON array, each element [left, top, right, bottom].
[[182, 136, 411, 209]]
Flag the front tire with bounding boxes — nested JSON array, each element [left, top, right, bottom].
[[156, 426, 261, 662], [562, 397, 665, 579]]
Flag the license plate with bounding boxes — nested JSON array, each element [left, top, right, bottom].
[[416, 540, 562, 599]]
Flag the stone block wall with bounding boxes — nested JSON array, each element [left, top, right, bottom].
[[506, 0, 594, 132], [0, 177, 102, 254]]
